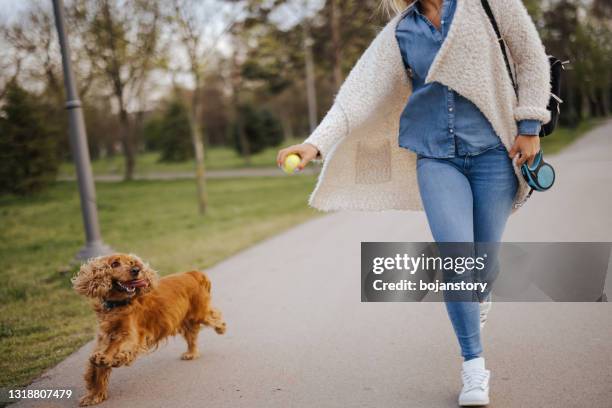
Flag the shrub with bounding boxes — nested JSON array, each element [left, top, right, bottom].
[[233, 104, 283, 155], [0, 83, 60, 195], [146, 99, 193, 162]]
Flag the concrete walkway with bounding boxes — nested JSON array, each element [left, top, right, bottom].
[[15, 120, 612, 408], [57, 166, 319, 182]]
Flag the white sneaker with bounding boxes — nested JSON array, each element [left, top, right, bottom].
[[479, 295, 492, 329], [459, 357, 490, 406]]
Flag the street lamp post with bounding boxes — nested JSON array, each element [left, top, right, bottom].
[[52, 0, 112, 260]]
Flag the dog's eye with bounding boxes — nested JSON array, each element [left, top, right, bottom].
[[111, 261, 120, 268]]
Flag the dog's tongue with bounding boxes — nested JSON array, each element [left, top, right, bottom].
[[127, 279, 148, 288]]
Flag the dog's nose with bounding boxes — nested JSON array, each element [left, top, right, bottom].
[[130, 267, 140, 277]]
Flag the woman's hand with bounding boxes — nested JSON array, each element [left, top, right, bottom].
[[276, 143, 319, 171], [509, 135, 540, 166]]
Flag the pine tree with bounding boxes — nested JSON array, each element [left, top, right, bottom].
[[0, 82, 60, 195], [157, 99, 194, 162], [233, 104, 283, 155]]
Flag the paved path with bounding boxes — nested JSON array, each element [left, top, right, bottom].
[[16, 120, 612, 408], [57, 166, 319, 182]]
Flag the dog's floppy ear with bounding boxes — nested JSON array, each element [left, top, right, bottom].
[[142, 262, 159, 293], [130, 254, 159, 293], [72, 257, 113, 298]]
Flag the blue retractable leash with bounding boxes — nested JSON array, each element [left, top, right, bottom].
[[520, 150, 555, 199]]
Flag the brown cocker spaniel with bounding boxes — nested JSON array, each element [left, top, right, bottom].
[[72, 254, 226, 406]]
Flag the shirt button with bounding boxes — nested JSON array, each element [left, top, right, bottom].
[[449, 129, 454, 133], [449, 107, 453, 112]]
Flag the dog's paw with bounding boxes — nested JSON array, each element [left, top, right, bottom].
[[215, 322, 226, 335], [112, 350, 135, 367], [79, 392, 107, 406], [181, 350, 200, 360], [90, 352, 111, 367]]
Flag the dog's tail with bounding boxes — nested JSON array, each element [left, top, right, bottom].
[[187, 271, 212, 292]]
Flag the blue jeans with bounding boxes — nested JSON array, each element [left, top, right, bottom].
[[416, 143, 518, 360]]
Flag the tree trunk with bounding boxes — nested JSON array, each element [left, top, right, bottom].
[[190, 83, 208, 215], [565, 77, 577, 126], [599, 87, 610, 116], [234, 107, 250, 166], [231, 45, 250, 165], [330, 0, 343, 92], [118, 104, 134, 181], [303, 21, 318, 133], [281, 112, 294, 141], [587, 91, 598, 117]]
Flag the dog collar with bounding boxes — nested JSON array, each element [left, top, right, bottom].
[[102, 298, 132, 311]]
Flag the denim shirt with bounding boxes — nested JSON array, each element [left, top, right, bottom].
[[396, 0, 541, 158]]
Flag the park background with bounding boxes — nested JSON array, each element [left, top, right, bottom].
[[0, 0, 611, 393]]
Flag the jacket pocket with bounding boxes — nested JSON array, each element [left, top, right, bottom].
[[355, 139, 391, 184]]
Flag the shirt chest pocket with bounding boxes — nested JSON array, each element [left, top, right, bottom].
[[396, 21, 443, 84], [405, 43, 439, 82]]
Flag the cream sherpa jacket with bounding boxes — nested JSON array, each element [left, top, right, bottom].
[[303, 0, 551, 212]]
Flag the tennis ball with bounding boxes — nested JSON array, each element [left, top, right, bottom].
[[282, 154, 301, 175]]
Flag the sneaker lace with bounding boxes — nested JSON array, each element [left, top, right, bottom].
[[462, 370, 489, 391]]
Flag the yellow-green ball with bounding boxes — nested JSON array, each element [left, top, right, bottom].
[[282, 154, 301, 175]]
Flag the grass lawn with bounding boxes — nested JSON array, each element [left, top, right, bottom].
[[0, 175, 318, 390], [58, 138, 303, 178], [58, 119, 607, 180]]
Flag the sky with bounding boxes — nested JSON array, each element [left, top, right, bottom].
[[0, 0, 325, 27], [0, 0, 243, 110], [268, 0, 325, 30], [0, 0, 30, 24], [0, 0, 327, 112]]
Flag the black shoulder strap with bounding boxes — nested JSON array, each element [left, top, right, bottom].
[[480, 0, 518, 96]]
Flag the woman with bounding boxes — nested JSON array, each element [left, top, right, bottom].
[[277, 0, 550, 405]]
